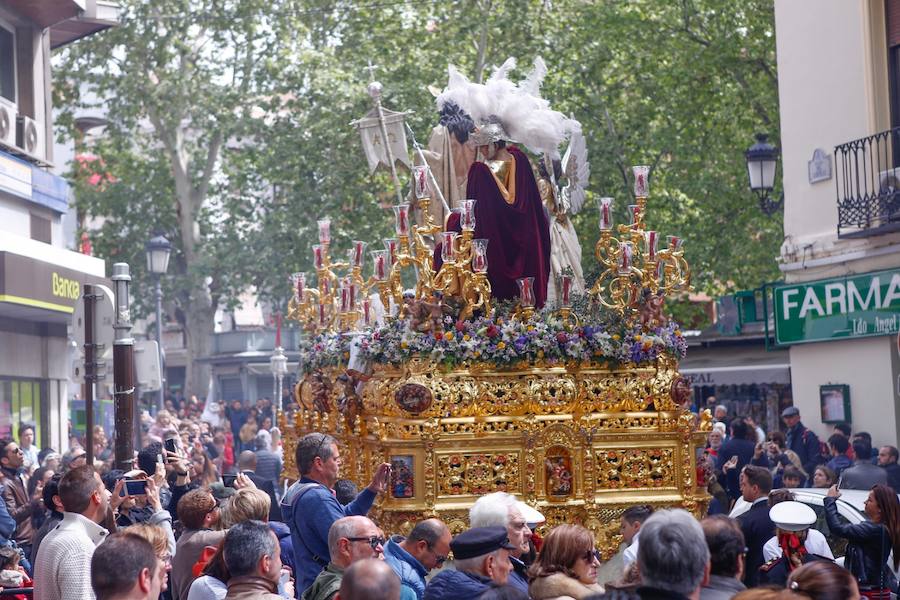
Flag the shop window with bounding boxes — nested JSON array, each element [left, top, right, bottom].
[[0, 26, 13, 103], [0, 378, 43, 447]]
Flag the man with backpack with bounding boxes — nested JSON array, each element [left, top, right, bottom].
[[781, 406, 825, 476], [282, 433, 390, 595]]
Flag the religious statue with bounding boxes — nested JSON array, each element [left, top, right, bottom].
[[431, 57, 580, 308]]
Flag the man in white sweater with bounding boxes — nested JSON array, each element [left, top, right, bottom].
[[34, 465, 113, 600]]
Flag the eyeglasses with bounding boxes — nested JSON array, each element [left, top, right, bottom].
[[580, 549, 601, 563], [427, 543, 448, 566], [313, 434, 329, 461], [346, 536, 385, 550]]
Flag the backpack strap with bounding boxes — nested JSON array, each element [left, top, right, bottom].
[[281, 481, 329, 568]]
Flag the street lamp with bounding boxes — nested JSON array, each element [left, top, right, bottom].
[[745, 132, 783, 216], [145, 234, 171, 412], [270, 346, 287, 419]]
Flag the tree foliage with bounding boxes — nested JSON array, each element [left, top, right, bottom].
[[56, 0, 781, 395]]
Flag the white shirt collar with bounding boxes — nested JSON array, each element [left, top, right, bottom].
[[60, 511, 109, 545]]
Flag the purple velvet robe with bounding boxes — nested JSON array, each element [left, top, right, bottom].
[[434, 147, 552, 307]]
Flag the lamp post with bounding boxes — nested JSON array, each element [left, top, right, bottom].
[[270, 312, 288, 420], [145, 235, 171, 412], [745, 133, 783, 216]]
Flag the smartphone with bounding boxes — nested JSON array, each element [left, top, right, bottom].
[[279, 570, 291, 586], [164, 438, 178, 455], [222, 474, 237, 488], [121, 479, 148, 496]]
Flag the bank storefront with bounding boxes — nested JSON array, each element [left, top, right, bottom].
[[775, 268, 900, 444], [0, 235, 106, 452]]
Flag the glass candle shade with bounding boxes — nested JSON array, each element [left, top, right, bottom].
[[618, 241, 634, 275], [350, 240, 367, 269], [668, 235, 684, 251], [627, 204, 641, 226], [312, 244, 325, 270], [413, 165, 430, 199], [517, 277, 536, 308], [291, 272, 307, 303], [461, 199, 477, 231], [371, 250, 388, 281], [340, 282, 350, 313], [645, 230, 659, 261], [632, 165, 650, 198], [560, 274, 573, 308], [384, 238, 399, 266], [598, 197, 613, 230], [317, 218, 331, 245], [348, 282, 357, 309], [472, 238, 489, 273], [362, 297, 371, 325], [440, 231, 458, 264], [318, 302, 327, 326], [393, 205, 410, 237]]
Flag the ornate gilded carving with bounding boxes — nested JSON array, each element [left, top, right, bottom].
[[285, 356, 709, 554], [437, 452, 521, 496], [595, 448, 676, 489]]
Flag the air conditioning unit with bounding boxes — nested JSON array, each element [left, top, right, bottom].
[[0, 98, 15, 148], [16, 115, 43, 162]]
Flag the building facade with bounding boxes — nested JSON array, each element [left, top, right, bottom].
[[775, 0, 900, 444], [0, 1, 117, 451]]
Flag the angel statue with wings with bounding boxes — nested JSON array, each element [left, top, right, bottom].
[[538, 125, 589, 305]]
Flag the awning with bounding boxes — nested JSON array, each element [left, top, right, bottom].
[[680, 345, 791, 386]]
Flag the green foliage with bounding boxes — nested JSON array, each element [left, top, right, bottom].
[[55, 0, 780, 379]]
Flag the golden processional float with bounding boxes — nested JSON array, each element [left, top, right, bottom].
[[281, 88, 711, 560]]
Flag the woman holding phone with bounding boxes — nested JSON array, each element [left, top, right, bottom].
[[825, 483, 900, 599]]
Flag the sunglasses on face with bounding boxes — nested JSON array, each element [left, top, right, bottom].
[[346, 536, 385, 550], [427, 543, 448, 565], [580, 549, 601, 563]]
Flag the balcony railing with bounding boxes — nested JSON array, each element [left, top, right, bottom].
[[835, 126, 900, 238]]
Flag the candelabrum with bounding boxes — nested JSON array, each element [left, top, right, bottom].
[[288, 165, 494, 334], [589, 165, 691, 312]]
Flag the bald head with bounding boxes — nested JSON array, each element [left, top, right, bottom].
[[335, 558, 400, 600], [238, 451, 257, 471]]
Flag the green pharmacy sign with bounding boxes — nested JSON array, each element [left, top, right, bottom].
[[774, 268, 900, 345]]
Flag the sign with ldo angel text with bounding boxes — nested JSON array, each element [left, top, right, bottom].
[[774, 268, 900, 345]]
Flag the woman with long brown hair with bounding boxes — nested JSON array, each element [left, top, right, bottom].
[[190, 449, 219, 488], [527, 524, 604, 600], [825, 483, 900, 599]]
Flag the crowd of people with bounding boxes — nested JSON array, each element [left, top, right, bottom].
[[0, 395, 896, 599]]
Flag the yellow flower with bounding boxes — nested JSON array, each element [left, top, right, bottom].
[[497, 341, 506, 349], [612, 334, 620, 341], [463, 334, 471, 341], [400, 341, 408, 349], [527, 325, 535, 332], [634, 334, 642, 341], [675, 329, 682, 336], [444, 331, 454, 341]]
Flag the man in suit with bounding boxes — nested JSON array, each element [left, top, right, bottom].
[[238, 451, 282, 522], [735, 465, 774, 588], [840, 439, 888, 490]]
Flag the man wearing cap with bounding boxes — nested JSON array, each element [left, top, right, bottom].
[[781, 407, 823, 476], [758, 501, 833, 586], [423, 527, 514, 600], [383, 518, 451, 600]]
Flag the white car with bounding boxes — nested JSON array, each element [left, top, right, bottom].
[[729, 488, 896, 568]]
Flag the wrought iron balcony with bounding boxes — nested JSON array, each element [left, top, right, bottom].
[[836, 126, 900, 238]]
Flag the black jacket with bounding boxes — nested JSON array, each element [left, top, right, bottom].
[[737, 500, 775, 588], [883, 463, 900, 493], [785, 422, 822, 475], [824, 496, 897, 590], [716, 438, 756, 500], [243, 470, 283, 522], [758, 553, 832, 587]]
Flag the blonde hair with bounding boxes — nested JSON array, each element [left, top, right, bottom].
[[222, 488, 271, 527], [120, 523, 169, 558]]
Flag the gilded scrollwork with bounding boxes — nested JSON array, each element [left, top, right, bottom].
[[286, 356, 709, 553]]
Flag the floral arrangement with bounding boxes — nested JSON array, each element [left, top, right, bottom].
[[297, 298, 686, 374]]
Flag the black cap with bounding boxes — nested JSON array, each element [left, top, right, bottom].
[[450, 526, 516, 560]]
